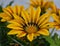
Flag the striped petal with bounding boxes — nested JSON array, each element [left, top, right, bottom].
[[35, 6, 41, 24], [29, 6, 36, 23], [38, 13, 50, 25], [8, 30, 23, 35], [52, 14, 60, 24], [7, 24, 23, 30], [40, 16, 50, 27], [3, 8, 12, 17], [0, 13, 12, 21], [21, 10, 29, 26], [12, 14, 24, 25], [37, 29, 49, 36], [22, 10, 30, 23]]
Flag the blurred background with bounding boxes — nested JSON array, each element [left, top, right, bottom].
[[0, 0, 60, 35], [0, 0, 60, 8]]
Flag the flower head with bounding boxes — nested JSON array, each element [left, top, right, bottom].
[[7, 6, 50, 41], [30, 0, 54, 9], [50, 9, 60, 30], [30, 0, 55, 15], [0, 5, 24, 22]]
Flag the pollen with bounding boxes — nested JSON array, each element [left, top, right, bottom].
[[26, 25, 37, 33]]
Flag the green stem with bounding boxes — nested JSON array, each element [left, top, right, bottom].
[[8, 36, 27, 46], [50, 28, 55, 36]]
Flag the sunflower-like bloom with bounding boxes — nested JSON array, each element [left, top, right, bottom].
[[0, 5, 24, 22], [7, 6, 50, 41], [30, 0, 52, 8], [48, 1, 57, 13], [50, 9, 60, 30]]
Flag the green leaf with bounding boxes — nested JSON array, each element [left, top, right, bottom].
[[8, 36, 27, 46], [43, 36, 57, 46], [52, 33, 60, 46], [0, 5, 3, 13], [0, 27, 10, 46], [6, 0, 14, 7]]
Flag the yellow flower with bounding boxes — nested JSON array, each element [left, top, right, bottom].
[[30, 0, 52, 9], [0, 5, 24, 22], [7, 6, 50, 41], [49, 1, 57, 13], [51, 10, 60, 30]]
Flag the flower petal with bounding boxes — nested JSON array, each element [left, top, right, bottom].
[[48, 22, 59, 28], [21, 10, 29, 26], [27, 33, 34, 41], [8, 20, 23, 27], [40, 16, 50, 27], [29, 6, 35, 23], [12, 14, 24, 25], [37, 29, 49, 36], [35, 6, 41, 24], [0, 13, 12, 21], [7, 24, 23, 30], [38, 13, 50, 25], [40, 22, 50, 28], [55, 26, 60, 30], [3, 8, 12, 17], [52, 14, 60, 24], [16, 32, 26, 37], [8, 30, 23, 35]]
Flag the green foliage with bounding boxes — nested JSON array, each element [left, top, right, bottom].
[[0, 6, 3, 13], [6, 0, 14, 7], [52, 33, 60, 46]]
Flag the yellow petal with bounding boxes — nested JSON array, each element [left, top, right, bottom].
[[37, 29, 49, 36], [48, 22, 58, 28], [34, 33, 40, 37], [52, 14, 60, 24], [1, 19, 6, 22], [30, 0, 37, 6], [35, 6, 41, 24], [17, 6, 20, 15], [22, 10, 30, 23], [50, 2, 56, 13], [12, 14, 24, 25], [8, 30, 23, 35], [21, 10, 29, 26], [55, 26, 60, 30], [7, 24, 23, 30], [27, 33, 34, 41], [11, 6, 16, 14], [38, 13, 50, 25], [3, 8, 12, 17], [40, 22, 50, 28], [0, 13, 12, 21], [6, 6, 13, 14], [36, 0, 41, 5], [16, 32, 26, 37], [8, 20, 23, 27], [29, 6, 36, 23], [40, 16, 50, 27]]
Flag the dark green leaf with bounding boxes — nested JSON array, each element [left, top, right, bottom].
[[6, 0, 14, 7], [0, 6, 3, 13], [52, 33, 60, 46], [43, 36, 57, 46]]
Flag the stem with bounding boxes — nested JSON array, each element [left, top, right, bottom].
[[50, 28, 55, 36], [8, 36, 27, 46]]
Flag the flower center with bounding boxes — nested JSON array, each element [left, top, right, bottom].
[[26, 25, 37, 33]]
